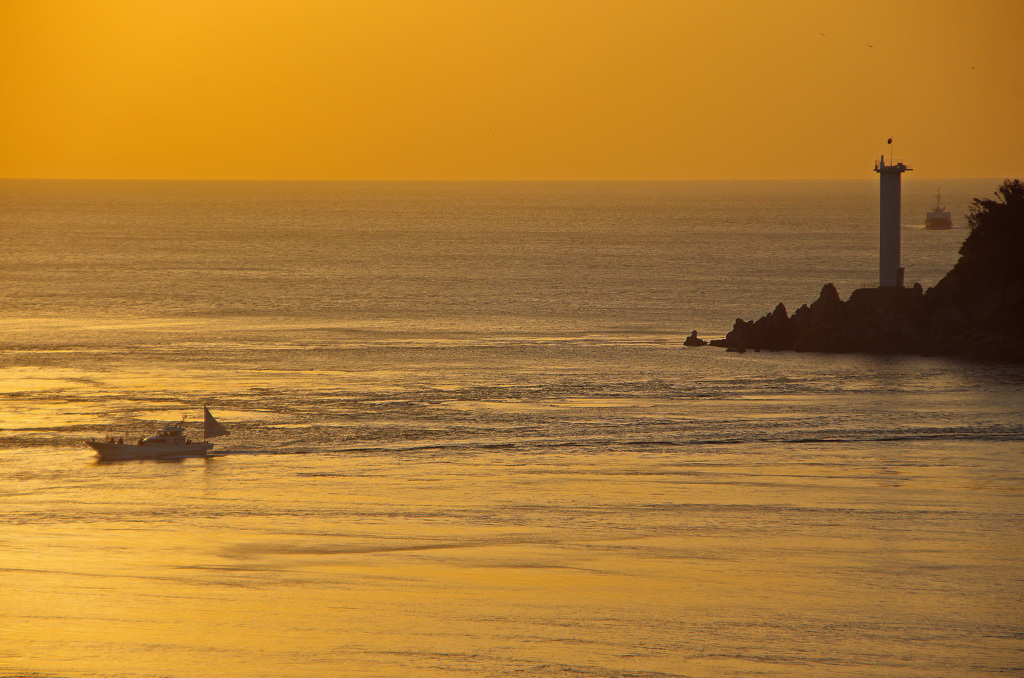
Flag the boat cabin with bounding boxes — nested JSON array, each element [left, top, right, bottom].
[[140, 423, 190, 445]]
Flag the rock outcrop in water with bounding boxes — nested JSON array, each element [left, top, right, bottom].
[[683, 330, 707, 346], [709, 179, 1024, 362]]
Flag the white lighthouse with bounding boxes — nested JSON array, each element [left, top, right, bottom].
[[874, 155, 911, 287]]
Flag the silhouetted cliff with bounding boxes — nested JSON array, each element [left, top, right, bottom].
[[710, 179, 1024, 362]]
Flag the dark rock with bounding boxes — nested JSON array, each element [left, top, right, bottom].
[[809, 283, 844, 326], [683, 330, 707, 346]]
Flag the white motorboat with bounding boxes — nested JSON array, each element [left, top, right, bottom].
[[87, 407, 229, 460]]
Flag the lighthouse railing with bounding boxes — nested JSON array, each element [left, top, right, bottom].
[[874, 159, 912, 171]]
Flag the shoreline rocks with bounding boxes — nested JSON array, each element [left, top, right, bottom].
[[709, 279, 1022, 362]]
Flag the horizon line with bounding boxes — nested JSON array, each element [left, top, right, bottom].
[[1, 175, 1013, 183]]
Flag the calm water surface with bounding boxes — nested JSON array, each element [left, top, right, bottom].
[[1, 180, 1021, 677]]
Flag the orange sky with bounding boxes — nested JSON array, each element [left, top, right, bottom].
[[2, 0, 1022, 180]]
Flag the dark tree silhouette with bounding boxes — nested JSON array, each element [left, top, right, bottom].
[[929, 179, 1024, 338], [956, 179, 1024, 285]]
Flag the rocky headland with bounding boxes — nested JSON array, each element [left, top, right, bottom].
[[706, 179, 1024, 363]]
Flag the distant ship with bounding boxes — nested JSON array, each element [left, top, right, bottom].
[[925, 188, 953, 230]]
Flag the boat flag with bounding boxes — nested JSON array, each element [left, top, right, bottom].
[[204, 407, 229, 439]]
